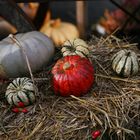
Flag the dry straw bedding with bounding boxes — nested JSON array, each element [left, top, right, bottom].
[[0, 35, 140, 140]]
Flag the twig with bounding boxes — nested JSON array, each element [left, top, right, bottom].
[[123, 88, 140, 94], [95, 74, 140, 84], [97, 28, 120, 47], [9, 77, 49, 82], [8, 34, 37, 95], [93, 113, 103, 126]]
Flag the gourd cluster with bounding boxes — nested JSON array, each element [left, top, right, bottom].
[[2, 30, 95, 107], [51, 38, 95, 97], [2, 29, 139, 108], [1, 31, 55, 107]]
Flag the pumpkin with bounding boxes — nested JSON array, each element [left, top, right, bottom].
[[5, 77, 36, 106], [40, 11, 79, 46], [111, 49, 139, 77], [51, 55, 94, 96], [61, 38, 90, 58], [0, 31, 54, 78]]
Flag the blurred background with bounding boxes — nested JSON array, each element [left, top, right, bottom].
[[1, 0, 140, 45], [50, 1, 116, 26]]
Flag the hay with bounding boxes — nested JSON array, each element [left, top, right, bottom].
[[0, 35, 140, 140]]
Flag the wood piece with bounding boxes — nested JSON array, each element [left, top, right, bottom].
[[14, 0, 50, 3], [76, 1, 87, 38], [110, 0, 140, 23], [33, 2, 50, 30], [0, 0, 35, 32], [121, 4, 140, 31]]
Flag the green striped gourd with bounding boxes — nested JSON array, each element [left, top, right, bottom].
[[61, 38, 90, 58], [111, 49, 139, 77], [5, 77, 36, 106]]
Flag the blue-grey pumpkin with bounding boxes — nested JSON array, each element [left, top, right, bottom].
[[0, 31, 55, 78]]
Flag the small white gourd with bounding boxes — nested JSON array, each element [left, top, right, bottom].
[[5, 77, 36, 106], [111, 49, 139, 77], [61, 38, 90, 58]]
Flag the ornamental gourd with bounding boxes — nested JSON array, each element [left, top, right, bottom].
[[40, 11, 79, 46], [61, 38, 90, 58], [51, 55, 94, 96], [111, 49, 139, 77], [0, 31, 54, 78], [5, 77, 36, 106]]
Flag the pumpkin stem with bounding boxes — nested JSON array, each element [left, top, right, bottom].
[[126, 51, 131, 56], [63, 62, 73, 70], [44, 10, 51, 23], [51, 19, 61, 28], [8, 34, 17, 44]]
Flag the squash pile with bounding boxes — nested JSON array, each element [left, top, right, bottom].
[[51, 38, 94, 96], [0, 29, 139, 107], [0, 31, 54, 107], [4, 37, 93, 105]]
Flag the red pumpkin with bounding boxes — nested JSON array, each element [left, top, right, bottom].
[[51, 55, 94, 96]]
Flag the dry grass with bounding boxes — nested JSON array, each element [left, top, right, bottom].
[[0, 35, 140, 140]]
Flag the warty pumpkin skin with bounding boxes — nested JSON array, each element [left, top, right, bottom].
[[40, 12, 79, 46], [5, 77, 36, 106], [111, 49, 139, 77], [61, 38, 90, 58], [0, 31, 55, 78], [51, 55, 94, 96]]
